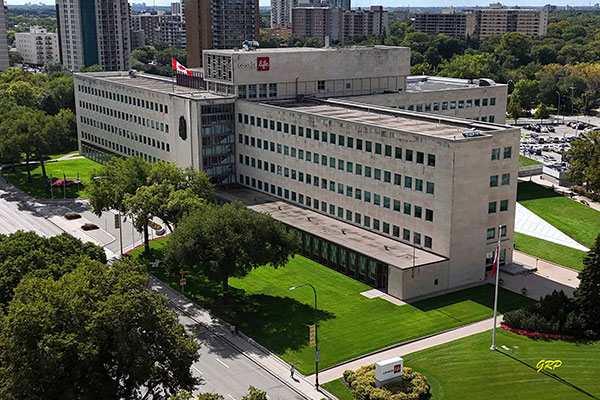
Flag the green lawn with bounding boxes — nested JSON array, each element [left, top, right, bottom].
[[132, 239, 532, 375], [517, 182, 600, 248], [3, 157, 101, 198], [322, 379, 353, 400], [519, 155, 542, 168], [325, 330, 600, 399], [515, 233, 587, 271]]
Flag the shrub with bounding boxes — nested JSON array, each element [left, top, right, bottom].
[[64, 212, 81, 220], [81, 223, 99, 231], [343, 364, 430, 400]]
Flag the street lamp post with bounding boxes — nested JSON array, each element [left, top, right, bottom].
[[556, 91, 561, 124], [289, 283, 319, 391]]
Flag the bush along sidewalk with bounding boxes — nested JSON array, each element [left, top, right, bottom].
[[342, 364, 430, 400]]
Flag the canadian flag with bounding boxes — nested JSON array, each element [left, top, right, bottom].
[[491, 231, 501, 278], [172, 58, 192, 76]]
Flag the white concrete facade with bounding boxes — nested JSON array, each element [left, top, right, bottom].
[[0, 0, 9, 72], [15, 27, 59, 66]]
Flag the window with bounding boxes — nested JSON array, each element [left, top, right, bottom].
[[425, 209, 433, 222], [365, 166, 372, 178], [405, 149, 413, 162], [404, 202, 411, 215], [433, 102, 440, 111], [500, 225, 507, 237], [338, 135, 345, 146], [490, 97, 496, 106], [318, 80, 325, 91], [414, 206, 422, 218], [405, 176, 412, 189], [394, 200, 401, 211], [355, 188, 362, 200], [373, 219, 380, 230], [356, 139, 363, 150], [483, 98, 488, 106], [346, 186, 353, 197], [347, 161, 353, 173], [394, 174, 402, 185], [415, 179, 423, 192], [491, 148, 500, 160], [403, 229, 410, 241], [374, 169, 381, 181], [393, 225, 400, 237], [458, 100, 464, 109], [347, 137, 353, 148], [500, 199, 509, 212], [395, 147, 402, 159], [384, 197, 390, 209], [450, 101, 456, 109], [338, 159, 344, 170], [416, 152, 424, 164], [374, 194, 381, 206], [487, 228, 496, 240], [442, 102, 448, 110], [384, 171, 391, 183], [385, 145, 392, 157], [366, 141, 372, 152], [338, 184, 344, 194], [375, 143, 382, 154], [356, 164, 362, 175], [428, 154, 436, 167], [490, 175, 498, 187], [426, 182, 435, 195], [425, 236, 432, 249], [503, 146, 512, 159], [488, 201, 497, 214], [502, 173, 510, 186], [365, 191, 371, 202], [414, 233, 421, 246]]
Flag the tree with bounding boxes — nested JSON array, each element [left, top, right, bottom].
[[0, 231, 106, 306], [242, 386, 268, 400], [507, 98, 524, 123], [566, 130, 600, 194], [439, 53, 498, 80], [512, 79, 540, 110], [534, 102, 550, 120], [574, 234, 600, 335], [0, 258, 200, 400], [170, 391, 224, 400], [166, 202, 299, 299], [79, 64, 103, 72]]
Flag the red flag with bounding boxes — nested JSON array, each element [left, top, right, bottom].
[[172, 58, 192, 76], [491, 230, 501, 278]]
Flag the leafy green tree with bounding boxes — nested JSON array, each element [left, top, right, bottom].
[[494, 32, 532, 68], [0, 231, 106, 306], [0, 258, 200, 400], [574, 234, 600, 335], [534, 102, 550, 120], [507, 98, 524, 123], [439, 53, 498, 80], [566, 130, 600, 194], [39, 75, 75, 114], [79, 64, 103, 72], [166, 202, 300, 299], [512, 79, 540, 110], [535, 45, 558, 65], [170, 391, 224, 400], [424, 47, 441, 67], [242, 386, 268, 400], [6, 80, 41, 108]]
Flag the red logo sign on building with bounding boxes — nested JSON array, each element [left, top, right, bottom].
[[393, 364, 402, 373], [257, 57, 270, 71]]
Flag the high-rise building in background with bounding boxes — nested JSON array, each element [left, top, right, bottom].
[[131, 13, 186, 50], [15, 26, 60, 66], [414, 4, 548, 38], [292, 5, 388, 42], [171, 1, 183, 16], [0, 0, 9, 71], [185, 0, 259, 67], [56, 0, 131, 71], [270, 0, 298, 29]]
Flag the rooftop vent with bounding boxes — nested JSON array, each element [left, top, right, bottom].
[[128, 69, 137, 78], [462, 128, 482, 138]]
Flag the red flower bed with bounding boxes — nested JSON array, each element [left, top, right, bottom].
[[64, 213, 81, 220], [81, 223, 99, 231], [501, 324, 576, 340]]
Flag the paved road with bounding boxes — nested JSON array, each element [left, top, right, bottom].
[[172, 304, 305, 400]]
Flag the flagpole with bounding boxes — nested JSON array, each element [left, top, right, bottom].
[[490, 224, 502, 351]]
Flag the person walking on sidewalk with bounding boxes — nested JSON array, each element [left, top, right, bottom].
[[290, 365, 295, 379], [230, 324, 235, 335]]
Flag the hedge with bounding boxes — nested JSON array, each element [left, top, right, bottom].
[[342, 364, 430, 400]]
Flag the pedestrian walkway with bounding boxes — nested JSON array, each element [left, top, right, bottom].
[[306, 317, 502, 385], [147, 276, 326, 400], [515, 203, 589, 251]]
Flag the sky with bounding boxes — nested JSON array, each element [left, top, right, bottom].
[[4, 0, 597, 8]]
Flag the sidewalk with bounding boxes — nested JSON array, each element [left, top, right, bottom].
[[147, 275, 327, 400], [306, 317, 502, 385]]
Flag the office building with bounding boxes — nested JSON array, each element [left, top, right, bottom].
[[414, 4, 548, 38], [130, 14, 186, 50], [0, 0, 9, 71], [293, 6, 389, 42], [271, 0, 298, 28], [56, 0, 131, 71], [74, 46, 517, 300], [185, 0, 259, 67], [14, 26, 59, 66], [171, 1, 184, 16]]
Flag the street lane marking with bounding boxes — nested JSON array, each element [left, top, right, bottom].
[[191, 365, 203, 375], [227, 394, 236, 400], [216, 358, 230, 369]]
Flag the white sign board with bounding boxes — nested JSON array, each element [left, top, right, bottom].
[[375, 357, 404, 382]]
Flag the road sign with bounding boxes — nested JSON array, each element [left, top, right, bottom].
[[114, 214, 120, 229], [309, 324, 316, 347], [179, 269, 186, 276], [180, 278, 187, 285], [315, 350, 320, 361]]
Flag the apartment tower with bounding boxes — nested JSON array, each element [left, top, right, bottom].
[[0, 0, 9, 71], [185, 0, 259, 67], [56, 0, 131, 71]]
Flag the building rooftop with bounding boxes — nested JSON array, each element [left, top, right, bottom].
[[406, 76, 504, 92], [204, 45, 409, 55], [215, 187, 447, 270], [74, 71, 233, 100], [266, 98, 508, 140]]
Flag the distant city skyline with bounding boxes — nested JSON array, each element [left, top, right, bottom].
[[3, 0, 597, 7]]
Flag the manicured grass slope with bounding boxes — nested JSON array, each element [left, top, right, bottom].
[[517, 182, 600, 248], [3, 158, 100, 198], [134, 240, 532, 374], [519, 155, 542, 168], [514, 232, 586, 271], [404, 329, 600, 399], [322, 379, 353, 400]]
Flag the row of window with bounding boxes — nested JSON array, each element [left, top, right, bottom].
[[490, 173, 511, 187], [238, 83, 278, 99], [238, 154, 434, 222], [488, 200, 509, 213], [237, 117, 437, 167], [80, 117, 171, 153], [80, 101, 170, 134], [394, 97, 497, 113], [238, 173, 434, 249], [492, 147, 512, 160], [81, 134, 166, 164], [487, 225, 507, 240], [77, 84, 169, 114]]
